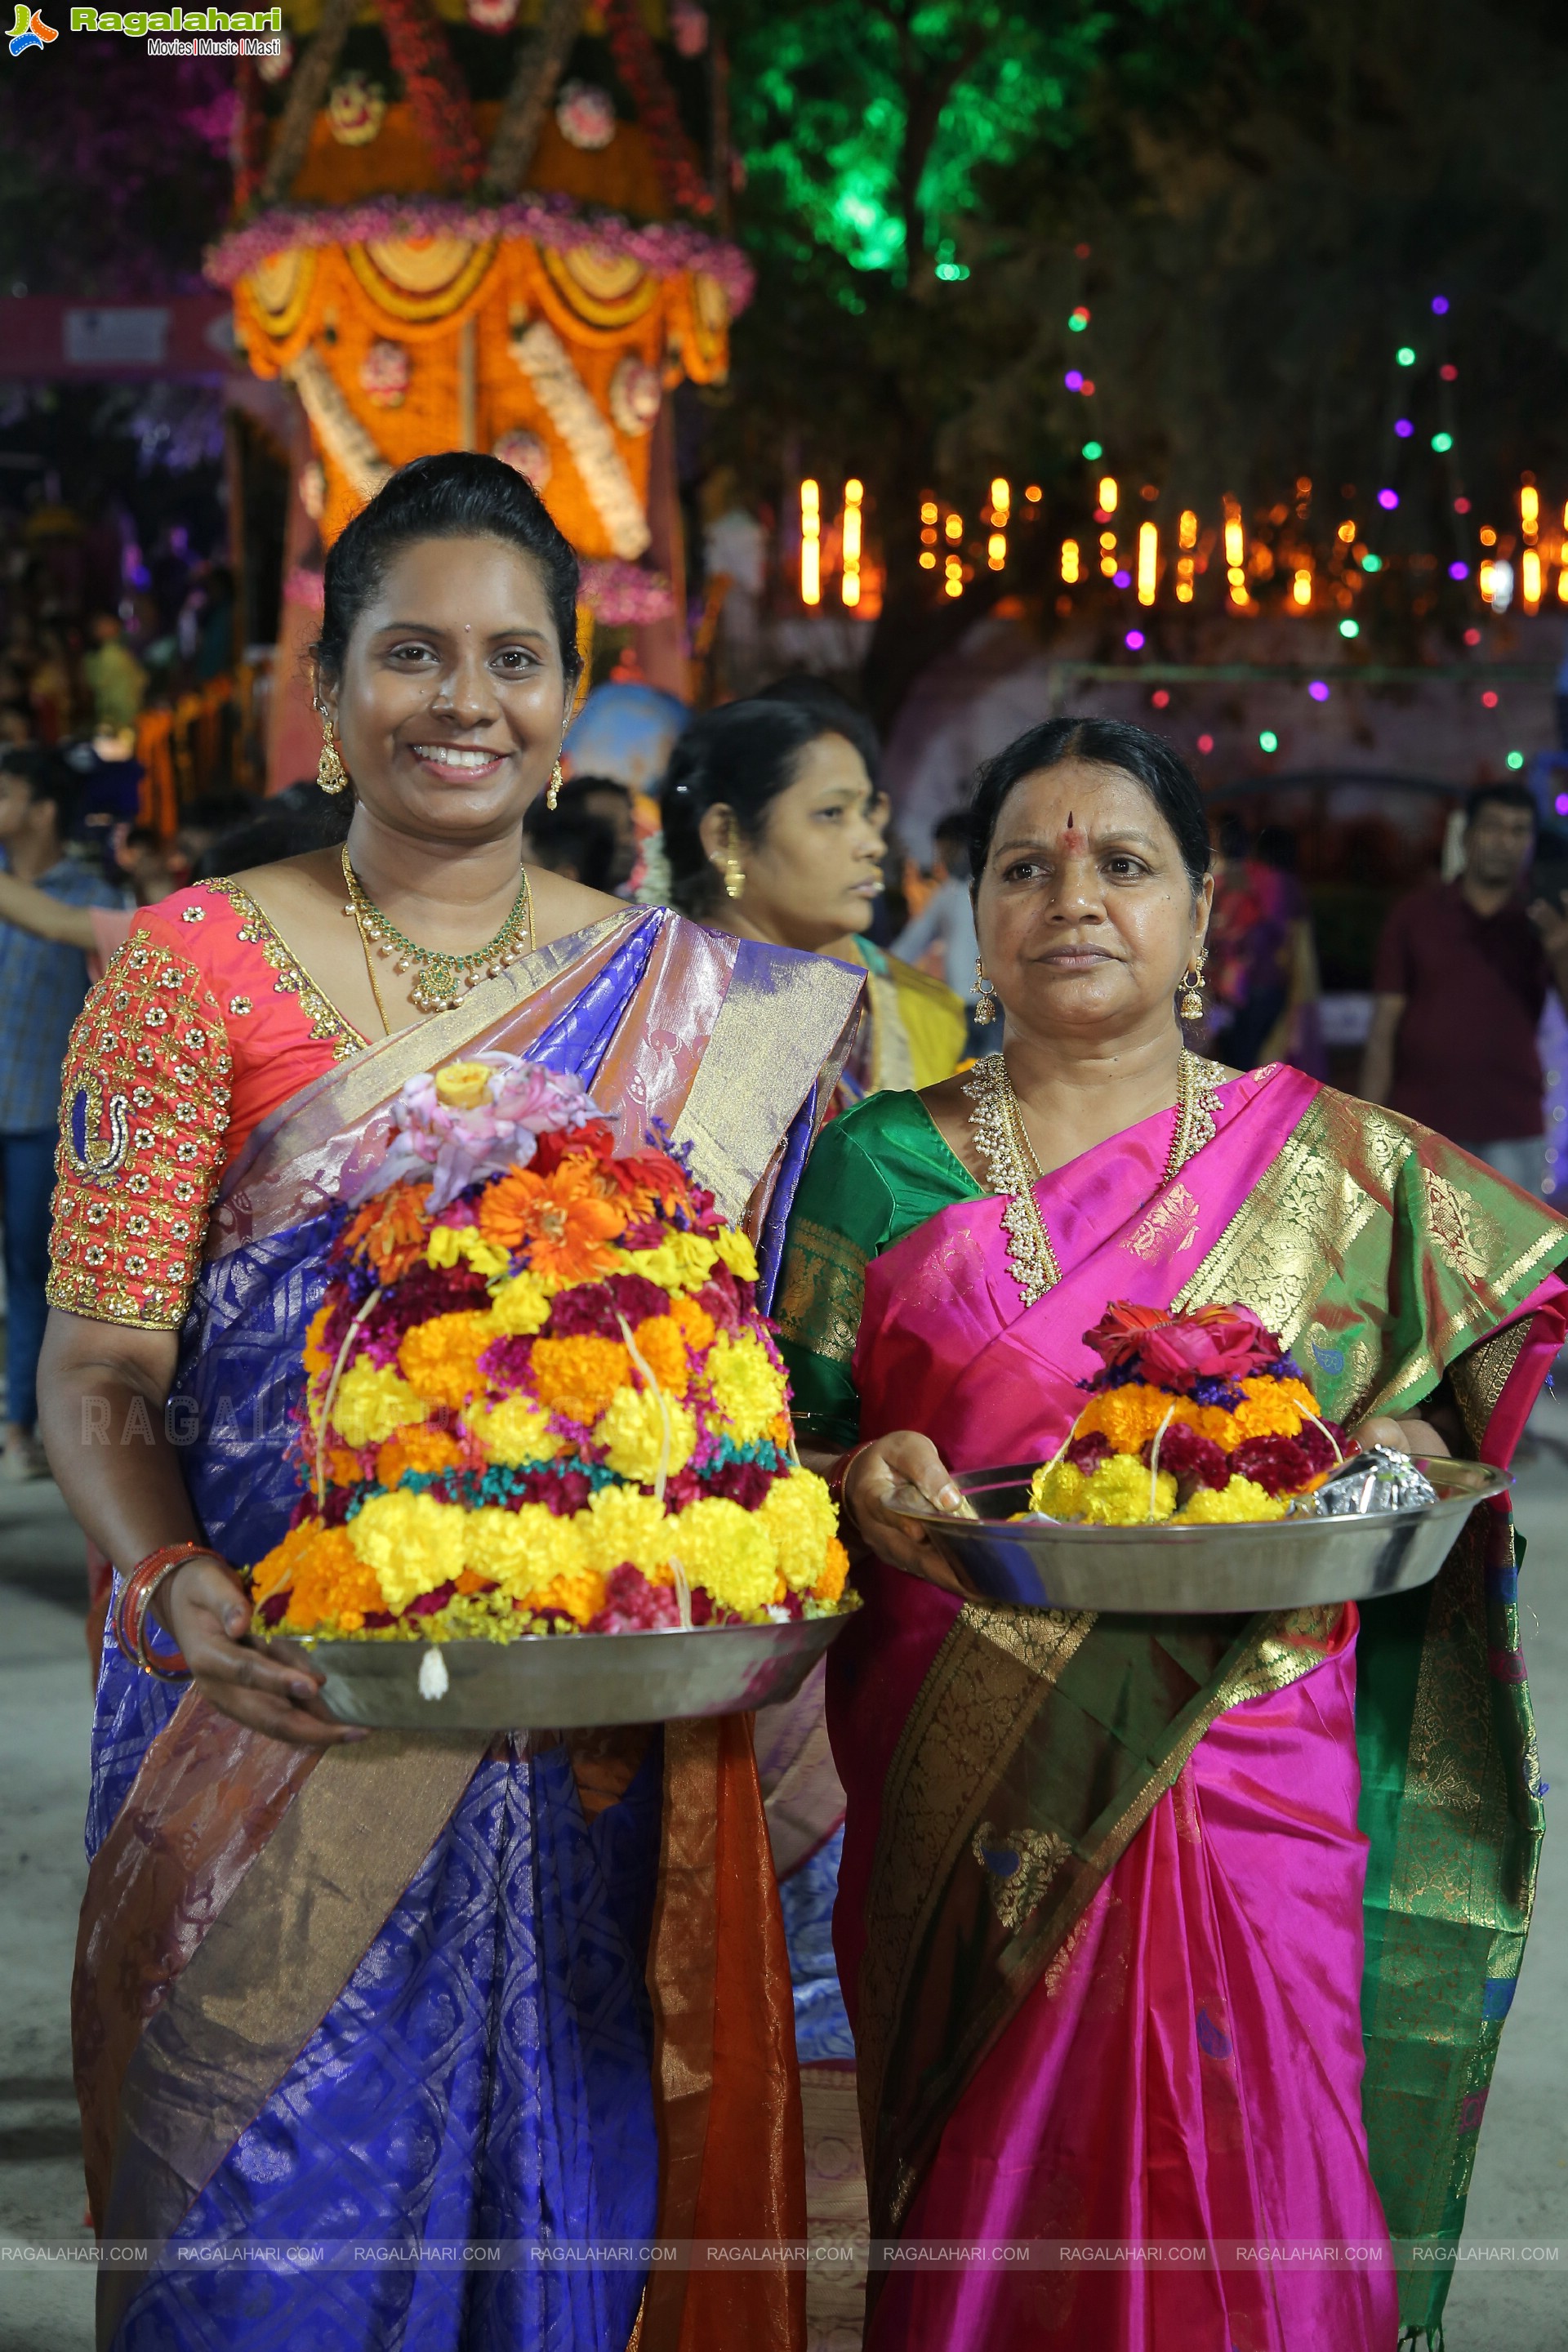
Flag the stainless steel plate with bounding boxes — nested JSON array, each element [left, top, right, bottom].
[[260, 1611, 852, 1731], [885, 1458, 1510, 1614]]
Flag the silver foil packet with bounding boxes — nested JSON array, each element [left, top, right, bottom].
[[1312, 1446, 1437, 1517]]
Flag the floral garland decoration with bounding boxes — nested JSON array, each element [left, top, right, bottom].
[[247, 1054, 853, 1642], [599, 0, 713, 218], [377, 0, 487, 192], [579, 559, 675, 625], [509, 317, 651, 559]]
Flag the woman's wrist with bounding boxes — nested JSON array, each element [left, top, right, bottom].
[[826, 1441, 875, 1533], [113, 1541, 234, 1679]]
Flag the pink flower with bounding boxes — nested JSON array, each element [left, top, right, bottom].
[[354, 1054, 608, 1210], [1083, 1300, 1283, 1389]]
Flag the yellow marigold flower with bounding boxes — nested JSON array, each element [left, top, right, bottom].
[[632, 1312, 691, 1398], [531, 1334, 630, 1423], [621, 1233, 719, 1294], [274, 1526, 384, 1633], [427, 1223, 511, 1280], [815, 1537, 851, 1604], [1187, 1404, 1242, 1448], [670, 1294, 716, 1352], [331, 1359, 426, 1450], [576, 1484, 675, 1578], [595, 1384, 697, 1481], [713, 1227, 759, 1284], [1081, 1454, 1177, 1525], [434, 1061, 495, 1110], [349, 1489, 466, 1612], [758, 1468, 837, 1592], [670, 1496, 777, 1618], [1232, 1376, 1316, 1441], [488, 1268, 555, 1334], [303, 1303, 335, 1379], [376, 1425, 462, 1487], [399, 1310, 497, 1411], [464, 1503, 586, 1601], [532, 1566, 608, 1628], [707, 1330, 787, 1445], [468, 1392, 559, 1467], [1075, 1383, 1181, 1454], [1174, 1476, 1289, 1526], [1030, 1460, 1090, 1519]]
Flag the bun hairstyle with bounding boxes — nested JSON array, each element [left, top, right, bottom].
[[660, 697, 868, 917], [312, 451, 583, 694], [966, 716, 1212, 894]]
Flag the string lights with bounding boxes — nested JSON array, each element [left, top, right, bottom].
[[800, 478, 820, 606], [1061, 538, 1081, 583], [1137, 519, 1158, 606], [841, 477, 862, 608]]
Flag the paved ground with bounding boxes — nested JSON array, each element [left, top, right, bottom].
[[1, 1412, 1566, 2351]]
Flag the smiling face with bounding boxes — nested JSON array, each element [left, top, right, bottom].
[[319, 533, 571, 845], [974, 756, 1212, 1045], [698, 732, 886, 950]]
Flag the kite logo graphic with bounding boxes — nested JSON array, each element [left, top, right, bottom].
[[8, 4, 56, 49]]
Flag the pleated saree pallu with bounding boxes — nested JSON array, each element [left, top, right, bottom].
[[72, 908, 863, 2352], [774, 1062, 1568, 2352]]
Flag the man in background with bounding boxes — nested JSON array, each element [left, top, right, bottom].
[[892, 811, 980, 1045], [1361, 782, 1568, 1191], [0, 748, 122, 1477]]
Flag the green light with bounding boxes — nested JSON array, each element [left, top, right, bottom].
[[1396, 345, 1416, 366], [1258, 731, 1279, 754], [1339, 618, 1360, 639], [1082, 440, 1103, 461], [1067, 313, 1088, 332], [1507, 751, 1525, 770], [935, 262, 969, 280], [1361, 552, 1383, 572], [1432, 431, 1454, 452]]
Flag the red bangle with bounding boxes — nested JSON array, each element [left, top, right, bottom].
[[111, 1541, 220, 1680], [826, 1443, 875, 1530]]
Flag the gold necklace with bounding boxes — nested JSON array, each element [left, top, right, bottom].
[[341, 845, 535, 1017], [963, 1047, 1220, 1304]]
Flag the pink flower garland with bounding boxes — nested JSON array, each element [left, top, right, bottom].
[[600, 0, 712, 218], [579, 559, 675, 624], [377, 0, 486, 194]]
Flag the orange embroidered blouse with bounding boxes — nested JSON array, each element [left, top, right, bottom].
[[47, 881, 367, 1331]]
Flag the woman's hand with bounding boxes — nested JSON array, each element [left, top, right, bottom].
[[160, 1555, 365, 1748], [1351, 1413, 1451, 1460], [842, 1432, 970, 1595]]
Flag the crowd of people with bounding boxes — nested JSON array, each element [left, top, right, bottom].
[[3, 449, 1565, 2352]]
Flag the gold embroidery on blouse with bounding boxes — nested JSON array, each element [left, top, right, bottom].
[[201, 879, 365, 1061], [772, 1213, 866, 1366]]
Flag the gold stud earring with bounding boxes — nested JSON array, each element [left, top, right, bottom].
[[316, 713, 349, 796], [546, 758, 564, 812], [1178, 950, 1207, 1022], [722, 853, 746, 901], [973, 956, 998, 1026]]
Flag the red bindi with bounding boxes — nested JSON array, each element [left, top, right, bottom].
[[1060, 815, 1087, 853]]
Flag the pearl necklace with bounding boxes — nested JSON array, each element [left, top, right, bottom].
[[341, 846, 535, 1017], [963, 1048, 1221, 1304]]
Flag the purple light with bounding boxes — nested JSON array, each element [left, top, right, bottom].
[[1378, 488, 1400, 510], [1063, 369, 1084, 391], [1307, 680, 1330, 702], [1394, 418, 1414, 439], [1432, 295, 1450, 315], [1449, 560, 1469, 581], [1113, 568, 1132, 589], [1557, 793, 1568, 817], [1125, 629, 1145, 650]]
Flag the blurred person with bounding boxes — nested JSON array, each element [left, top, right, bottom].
[[82, 611, 147, 735], [27, 626, 74, 744], [1362, 783, 1568, 1190], [892, 809, 981, 1046], [523, 800, 619, 891], [0, 747, 121, 1476], [1205, 814, 1325, 1074], [547, 772, 639, 890], [168, 788, 261, 888]]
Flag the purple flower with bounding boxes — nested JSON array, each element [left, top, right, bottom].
[[478, 1334, 537, 1392]]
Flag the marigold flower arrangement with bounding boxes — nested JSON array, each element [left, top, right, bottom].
[[249, 1055, 851, 1642], [1028, 1301, 1352, 1527]]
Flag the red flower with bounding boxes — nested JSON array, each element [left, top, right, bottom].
[[1083, 1300, 1284, 1389], [1066, 1430, 1114, 1474], [1143, 1421, 1229, 1490], [1229, 1435, 1314, 1496]]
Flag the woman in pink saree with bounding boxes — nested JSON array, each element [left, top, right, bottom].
[[774, 718, 1568, 2351]]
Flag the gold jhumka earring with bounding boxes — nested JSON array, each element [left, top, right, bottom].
[[722, 853, 746, 901], [1178, 950, 1207, 1022], [546, 759, 564, 812], [316, 713, 349, 795], [973, 957, 999, 1026]]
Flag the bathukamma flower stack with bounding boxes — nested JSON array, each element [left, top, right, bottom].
[[1029, 1300, 1350, 1526], [249, 1055, 849, 1642]]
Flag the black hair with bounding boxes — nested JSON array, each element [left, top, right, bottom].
[[753, 672, 882, 786], [660, 697, 875, 918], [559, 772, 631, 808], [313, 452, 582, 695], [966, 716, 1211, 894], [525, 804, 618, 893], [197, 802, 350, 881], [1217, 810, 1250, 862], [933, 808, 972, 880], [1465, 782, 1536, 829], [0, 742, 75, 833]]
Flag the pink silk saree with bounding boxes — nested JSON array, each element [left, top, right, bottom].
[[775, 1059, 1568, 2350]]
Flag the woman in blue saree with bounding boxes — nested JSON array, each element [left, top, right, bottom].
[[40, 456, 862, 2352]]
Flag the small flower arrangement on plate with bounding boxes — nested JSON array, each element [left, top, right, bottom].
[[1028, 1300, 1352, 1527], [249, 1058, 850, 1643]]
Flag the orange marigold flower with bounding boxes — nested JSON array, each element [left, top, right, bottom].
[[531, 1566, 608, 1627], [1232, 1379, 1312, 1441], [398, 1310, 495, 1410], [1076, 1383, 1181, 1453], [479, 1159, 627, 1281], [327, 1446, 364, 1488], [531, 1334, 631, 1423], [303, 1303, 335, 1379], [815, 1537, 851, 1605], [633, 1312, 691, 1397], [260, 1523, 384, 1633], [670, 1294, 716, 1353], [766, 1410, 794, 1450], [376, 1425, 463, 1487], [456, 1566, 497, 1595], [343, 1179, 432, 1284]]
